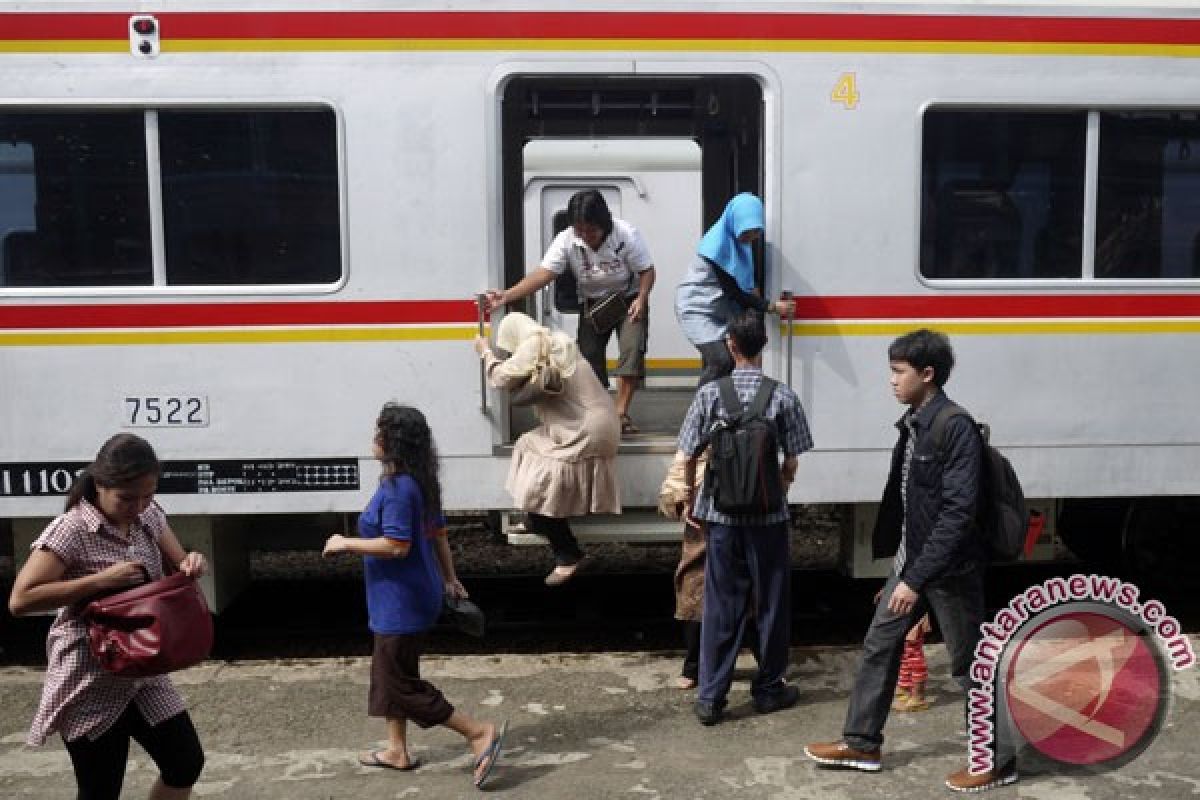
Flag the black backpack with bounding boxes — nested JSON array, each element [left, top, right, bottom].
[[704, 376, 785, 515], [929, 403, 1029, 562]]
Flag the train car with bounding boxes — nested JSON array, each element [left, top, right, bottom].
[[3, 1, 1200, 608]]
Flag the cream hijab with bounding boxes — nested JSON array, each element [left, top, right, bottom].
[[493, 312, 579, 381]]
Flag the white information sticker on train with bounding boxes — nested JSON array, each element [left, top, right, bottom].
[[123, 395, 209, 428]]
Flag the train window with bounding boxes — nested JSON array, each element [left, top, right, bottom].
[[1097, 112, 1200, 279], [920, 111, 1086, 280], [0, 107, 340, 291], [159, 109, 341, 285], [0, 112, 152, 288]]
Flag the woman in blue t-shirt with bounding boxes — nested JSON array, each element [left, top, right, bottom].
[[323, 403, 507, 788]]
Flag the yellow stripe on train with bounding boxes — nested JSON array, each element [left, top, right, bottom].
[[785, 319, 1200, 336], [2, 39, 1200, 59], [5, 318, 1200, 348], [160, 39, 1200, 59]]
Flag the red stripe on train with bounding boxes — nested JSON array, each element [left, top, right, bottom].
[[3, 295, 1200, 330], [2, 11, 1200, 46], [0, 300, 480, 329], [794, 295, 1200, 320]]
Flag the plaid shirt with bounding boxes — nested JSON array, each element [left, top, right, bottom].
[[893, 414, 918, 574], [677, 366, 813, 526], [893, 392, 936, 575], [26, 500, 185, 746]]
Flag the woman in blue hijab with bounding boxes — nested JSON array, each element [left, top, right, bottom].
[[674, 193, 793, 386]]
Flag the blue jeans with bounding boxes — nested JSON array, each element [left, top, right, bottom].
[[698, 522, 791, 707], [842, 562, 1011, 766]]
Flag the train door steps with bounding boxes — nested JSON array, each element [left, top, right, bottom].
[[503, 510, 683, 544]]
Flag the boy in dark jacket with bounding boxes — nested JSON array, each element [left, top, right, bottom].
[[805, 329, 1016, 792]]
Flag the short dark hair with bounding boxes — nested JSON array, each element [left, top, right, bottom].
[[726, 309, 768, 359], [888, 328, 955, 387], [551, 209, 570, 235], [567, 190, 613, 239]]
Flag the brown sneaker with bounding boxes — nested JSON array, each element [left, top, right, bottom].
[[803, 741, 882, 772], [945, 763, 1018, 792]]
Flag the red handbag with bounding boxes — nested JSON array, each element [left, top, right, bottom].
[[83, 572, 213, 677]]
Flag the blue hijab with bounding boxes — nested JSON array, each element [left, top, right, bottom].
[[696, 193, 763, 293]]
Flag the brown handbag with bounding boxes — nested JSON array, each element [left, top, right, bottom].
[[83, 571, 214, 677]]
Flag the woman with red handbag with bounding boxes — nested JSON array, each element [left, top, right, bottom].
[[323, 404, 506, 789], [8, 433, 207, 800]]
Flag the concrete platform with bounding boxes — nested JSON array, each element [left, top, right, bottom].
[[1, 641, 1197, 799]]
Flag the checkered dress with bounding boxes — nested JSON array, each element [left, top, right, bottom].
[[26, 500, 185, 746], [677, 367, 814, 526]]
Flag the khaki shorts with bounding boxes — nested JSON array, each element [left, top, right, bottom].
[[576, 299, 647, 387]]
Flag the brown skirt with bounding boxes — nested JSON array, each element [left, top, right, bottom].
[[368, 633, 454, 728], [673, 523, 706, 621]]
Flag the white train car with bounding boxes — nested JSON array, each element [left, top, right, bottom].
[[3, 1, 1200, 606]]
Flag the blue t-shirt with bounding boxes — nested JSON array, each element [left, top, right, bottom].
[[359, 475, 445, 635]]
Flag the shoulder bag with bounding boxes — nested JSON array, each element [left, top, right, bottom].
[[585, 291, 628, 336], [83, 571, 214, 677]]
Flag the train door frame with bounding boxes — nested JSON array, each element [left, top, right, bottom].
[[491, 70, 769, 448]]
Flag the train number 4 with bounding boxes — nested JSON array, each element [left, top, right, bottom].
[[831, 73, 860, 110]]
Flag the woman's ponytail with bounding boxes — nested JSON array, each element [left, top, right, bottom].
[[64, 466, 96, 512]]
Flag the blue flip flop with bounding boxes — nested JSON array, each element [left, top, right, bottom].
[[472, 720, 508, 790]]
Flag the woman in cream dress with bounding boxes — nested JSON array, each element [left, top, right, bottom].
[[474, 312, 621, 585]]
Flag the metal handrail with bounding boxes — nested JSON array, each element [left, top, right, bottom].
[[780, 289, 794, 388], [477, 293, 489, 415]]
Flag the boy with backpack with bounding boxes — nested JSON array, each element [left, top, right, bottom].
[[805, 328, 1018, 792], [676, 309, 813, 726]]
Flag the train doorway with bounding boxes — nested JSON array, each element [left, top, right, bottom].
[[500, 75, 765, 446]]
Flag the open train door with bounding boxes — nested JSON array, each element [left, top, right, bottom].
[[501, 75, 764, 447]]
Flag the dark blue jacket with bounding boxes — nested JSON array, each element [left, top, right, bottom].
[[871, 391, 984, 590]]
